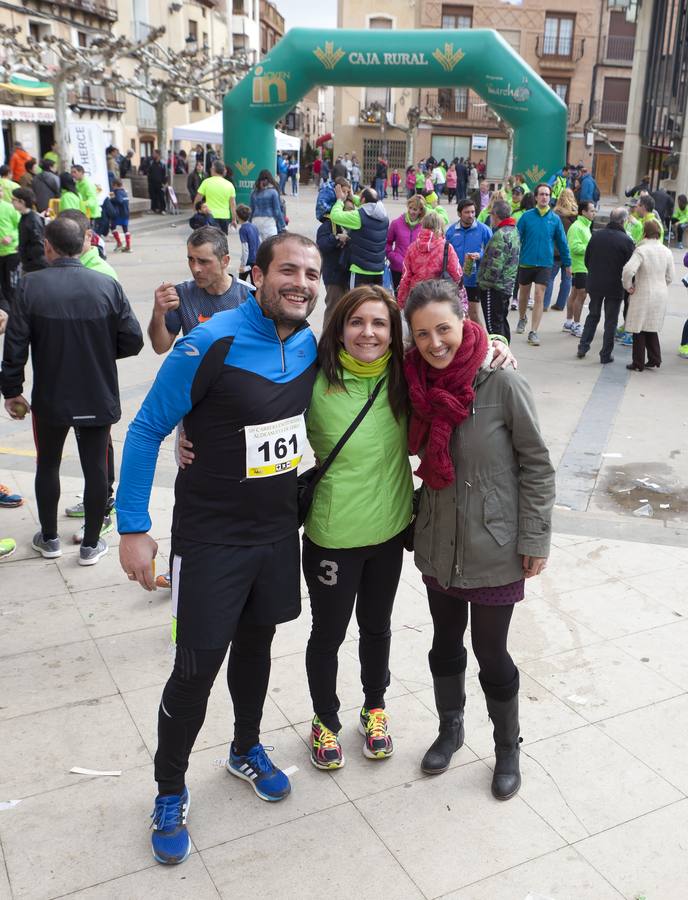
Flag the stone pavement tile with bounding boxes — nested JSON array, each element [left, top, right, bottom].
[[598, 694, 688, 795], [507, 594, 605, 662], [566, 537, 685, 579], [391, 575, 434, 631], [614, 619, 688, 690], [294, 692, 478, 802], [441, 846, 623, 900], [522, 642, 680, 723], [64, 855, 220, 899], [96, 624, 174, 693], [201, 803, 423, 900], [389, 622, 465, 691], [0, 845, 10, 899], [71, 582, 173, 639], [518, 544, 614, 598], [122, 676, 288, 757], [183, 726, 348, 850], [620, 565, 688, 612], [519, 725, 681, 842], [546, 578, 681, 640], [267, 644, 409, 725], [56, 543, 129, 593], [0, 557, 68, 602], [270, 608, 313, 659], [0, 694, 149, 799], [355, 761, 564, 898], [416, 671, 588, 760], [0, 640, 117, 721], [1, 591, 90, 657], [576, 799, 688, 900], [0, 765, 159, 900]]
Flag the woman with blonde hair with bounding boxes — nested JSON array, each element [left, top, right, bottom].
[[622, 218, 674, 370], [544, 187, 578, 311], [396, 211, 465, 309], [478, 189, 508, 224], [386, 193, 426, 291]]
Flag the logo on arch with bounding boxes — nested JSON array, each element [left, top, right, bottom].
[[235, 158, 255, 177], [313, 42, 346, 70], [525, 165, 546, 184], [432, 43, 465, 72]]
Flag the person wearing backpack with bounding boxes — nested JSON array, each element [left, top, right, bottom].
[[396, 211, 464, 308], [577, 167, 600, 205]]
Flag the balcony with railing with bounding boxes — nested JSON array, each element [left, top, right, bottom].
[[603, 34, 635, 64], [593, 98, 629, 126], [535, 35, 585, 67], [46, 0, 118, 22], [568, 101, 583, 128], [69, 88, 125, 115], [436, 90, 496, 125]]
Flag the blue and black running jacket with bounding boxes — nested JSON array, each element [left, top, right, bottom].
[[116, 295, 317, 545]]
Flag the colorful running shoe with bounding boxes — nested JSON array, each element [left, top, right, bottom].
[[72, 515, 115, 545], [358, 707, 394, 760], [0, 485, 23, 508], [31, 532, 61, 559], [0, 538, 17, 560], [679, 344, 688, 359], [156, 571, 172, 589], [621, 333, 634, 346], [227, 743, 291, 801], [150, 787, 191, 865], [310, 715, 345, 770], [64, 498, 85, 518]]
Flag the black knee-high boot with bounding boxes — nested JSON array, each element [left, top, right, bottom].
[[481, 669, 521, 800], [421, 651, 466, 775]]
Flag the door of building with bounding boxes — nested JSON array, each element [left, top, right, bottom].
[[595, 153, 617, 195]]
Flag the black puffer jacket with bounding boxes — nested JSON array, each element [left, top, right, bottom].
[[0, 258, 143, 424], [584, 223, 635, 297], [18, 210, 47, 272]]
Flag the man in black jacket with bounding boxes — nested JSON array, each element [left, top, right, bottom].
[[12, 187, 47, 272], [147, 149, 167, 214], [32, 159, 60, 213], [577, 207, 635, 364], [0, 215, 143, 565]]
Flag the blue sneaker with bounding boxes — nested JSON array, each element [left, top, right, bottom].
[[621, 333, 634, 347], [227, 743, 291, 802], [150, 788, 191, 865]]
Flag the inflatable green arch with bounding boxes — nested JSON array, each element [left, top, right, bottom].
[[224, 28, 566, 204]]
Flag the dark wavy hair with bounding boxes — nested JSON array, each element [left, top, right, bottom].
[[317, 285, 407, 420]]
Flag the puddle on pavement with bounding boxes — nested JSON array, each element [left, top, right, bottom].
[[601, 461, 688, 520]]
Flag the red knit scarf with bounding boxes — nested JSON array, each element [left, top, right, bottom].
[[405, 319, 488, 490]]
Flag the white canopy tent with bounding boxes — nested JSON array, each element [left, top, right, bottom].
[[172, 113, 300, 153]]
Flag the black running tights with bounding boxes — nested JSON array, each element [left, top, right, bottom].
[[155, 618, 276, 795], [426, 588, 517, 689], [33, 419, 110, 548]]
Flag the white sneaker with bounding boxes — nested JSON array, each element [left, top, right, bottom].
[[571, 323, 584, 338], [527, 298, 534, 309], [527, 330, 540, 346], [78, 538, 109, 566], [562, 320, 574, 333], [516, 317, 528, 334]]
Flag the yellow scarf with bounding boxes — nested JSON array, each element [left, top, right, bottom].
[[339, 348, 391, 378]]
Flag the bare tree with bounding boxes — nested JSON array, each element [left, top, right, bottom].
[[112, 40, 250, 152], [0, 24, 165, 168]]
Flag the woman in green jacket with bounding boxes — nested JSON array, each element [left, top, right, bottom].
[[404, 278, 554, 800], [304, 285, 413, 770], [563, 200, 595, 337], [59, 172, 83, 213]]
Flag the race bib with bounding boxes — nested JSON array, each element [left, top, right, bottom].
[[245, 414, 306, 478]]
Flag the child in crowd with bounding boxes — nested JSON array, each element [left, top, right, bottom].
[[236, 203, 260, 284], [109, 179, 131, 252], [189, 198, 217, 230], [391, 169, 400, 199]]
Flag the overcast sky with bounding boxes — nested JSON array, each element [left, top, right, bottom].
[[276, 0, 337, 29]]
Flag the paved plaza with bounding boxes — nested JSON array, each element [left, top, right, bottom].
[[1, 188, 688, 899]]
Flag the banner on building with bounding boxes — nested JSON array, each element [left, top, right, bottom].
[[68, 121, 108, 203]]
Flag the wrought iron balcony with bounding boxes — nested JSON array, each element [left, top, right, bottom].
[[436, 90, 495, 124], [603, 34, 635, 63], [568, 102, 583, 127], [69, 89, 125, 114], [44, 0, 118, 22], [535, 35, 586, 66], [593, 98, 629, 125]]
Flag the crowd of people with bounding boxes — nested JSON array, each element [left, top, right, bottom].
[[0, 140, 685, 871]]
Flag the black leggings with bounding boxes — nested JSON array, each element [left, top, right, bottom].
[[303, 532, 404, 732], [480, 287, 511, 342], [155, 618, 276, 794], [0, 253, 19, 314], [427, 588, 517, 692], [33, 419, 110, 547]]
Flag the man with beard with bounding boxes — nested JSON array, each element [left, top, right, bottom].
[[116, 232, 321, 866]]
